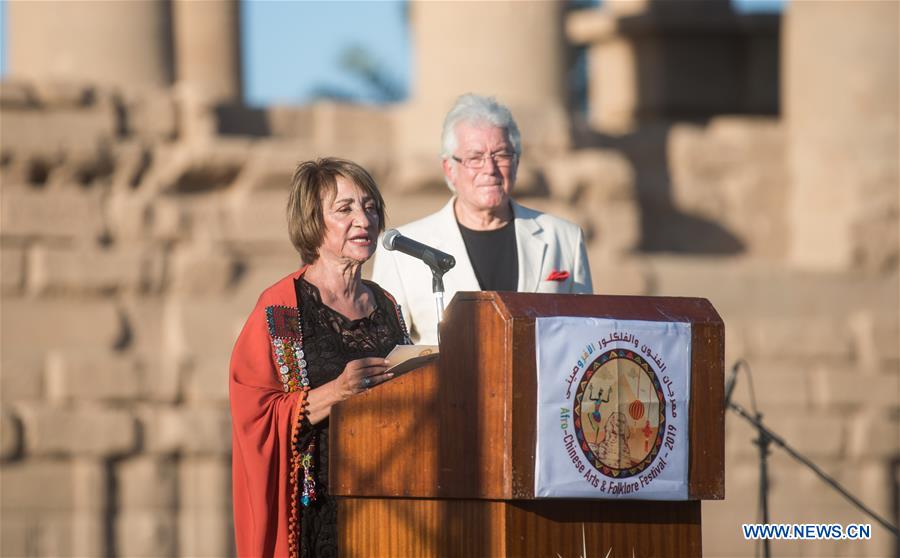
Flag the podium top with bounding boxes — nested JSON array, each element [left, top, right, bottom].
[[459, 291, 722, 324]]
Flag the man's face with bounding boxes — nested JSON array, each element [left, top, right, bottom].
[[443, 122, 517, 213]]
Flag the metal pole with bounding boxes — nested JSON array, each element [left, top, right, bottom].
[[756, 411, 772, 558], [433, 291, 444, 344], [431, 270, 446, 345]]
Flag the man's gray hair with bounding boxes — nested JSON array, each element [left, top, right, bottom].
[[440, 94, 522, 159]]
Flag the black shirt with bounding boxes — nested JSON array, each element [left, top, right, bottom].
[[458, 220, 518, 291]]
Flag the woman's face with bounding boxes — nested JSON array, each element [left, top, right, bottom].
[[318, 175, 380, 265]]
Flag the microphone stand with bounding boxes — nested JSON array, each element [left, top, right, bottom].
[[380, 229, 454, 344], [430, 267, 448, 344], [730, 399, 773, 558], [727, 390, 899, 553]]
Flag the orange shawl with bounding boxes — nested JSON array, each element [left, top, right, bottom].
[[230, 267, 409, 557], [230, 268, 309, 558]]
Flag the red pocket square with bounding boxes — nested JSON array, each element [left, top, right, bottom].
[[545, 269, 570, 281]]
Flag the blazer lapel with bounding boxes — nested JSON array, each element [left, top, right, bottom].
[[513, 201, 547, 292]]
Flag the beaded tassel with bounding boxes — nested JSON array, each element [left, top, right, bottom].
[[299, 441, 316, 506]]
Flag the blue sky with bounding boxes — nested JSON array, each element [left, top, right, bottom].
[[241, 1, 410, 106], [0, 0, 784, 106]]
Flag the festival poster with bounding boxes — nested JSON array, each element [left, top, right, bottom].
[[534, 317, 692, 500]]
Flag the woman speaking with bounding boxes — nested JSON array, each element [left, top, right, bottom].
[[229, 158, 410, 557]]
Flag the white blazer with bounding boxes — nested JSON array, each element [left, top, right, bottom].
[[371, 198, 593, 344]]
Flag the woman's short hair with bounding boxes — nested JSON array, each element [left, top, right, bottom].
[[440, 93, 522, 159], [286, 157, 386, 263]]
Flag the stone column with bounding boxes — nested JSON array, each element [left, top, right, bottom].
[[396, 1, 569, 165], [6, 0, 173, 89], [567, 0, 779, 133], [172, 0, 242, 103], [785, 1, 899, 270]]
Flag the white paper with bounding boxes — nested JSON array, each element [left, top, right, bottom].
[[385, 344, 439, 377]]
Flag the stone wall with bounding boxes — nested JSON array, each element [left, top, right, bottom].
[[785, 1, 899, 272], [1, 82, 240, 557]]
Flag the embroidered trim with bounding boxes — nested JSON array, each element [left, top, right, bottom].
[[381, 290, 411, 345], [266, 306, 309, 392], [266, 304, 302, 339], [395, 305, 412, 345], [266, 303, 315, 558]]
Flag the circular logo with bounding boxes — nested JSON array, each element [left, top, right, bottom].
[[572, 349, 666, 478]]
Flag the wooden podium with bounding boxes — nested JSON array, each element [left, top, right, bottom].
[[330, 292, 724, 557]]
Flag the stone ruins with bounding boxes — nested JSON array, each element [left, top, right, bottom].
[[1, 1, 897, 556]]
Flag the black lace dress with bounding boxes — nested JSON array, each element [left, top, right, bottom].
[[293, 277, 408, 558]]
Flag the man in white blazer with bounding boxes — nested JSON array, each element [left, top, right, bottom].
[[372, 94, 593, 344]]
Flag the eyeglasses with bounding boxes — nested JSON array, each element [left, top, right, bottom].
[[451, 151, 517, 169]]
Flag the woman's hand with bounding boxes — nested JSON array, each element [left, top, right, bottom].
[[334, 357, 393, 400], [305, 357, 392, 425]]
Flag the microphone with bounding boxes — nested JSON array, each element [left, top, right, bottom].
[[382, 229, 456, 273], [724, 361, 740, 409]]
